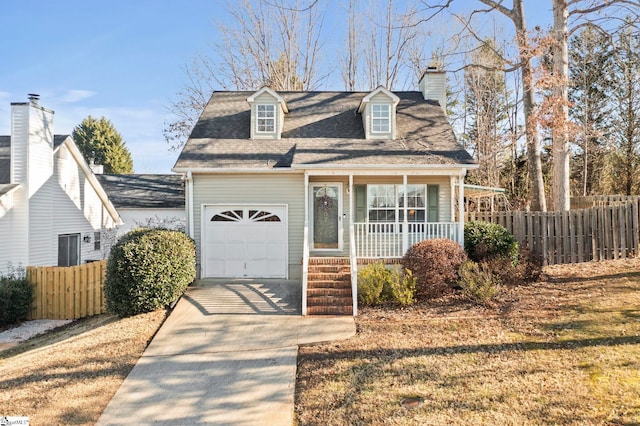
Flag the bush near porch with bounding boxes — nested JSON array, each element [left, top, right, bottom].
[[401, 238, 467, 300]]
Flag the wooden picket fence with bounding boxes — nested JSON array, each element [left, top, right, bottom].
[[466, 198, 640, 265], [27, 260, 107, 320]]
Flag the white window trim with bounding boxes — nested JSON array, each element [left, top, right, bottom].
[[371, 104, 391, 134], [256, 104, 276, 133]]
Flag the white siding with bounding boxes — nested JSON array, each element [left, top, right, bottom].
[[27, 106, 54, 196], [9, 104, 30, 268], [193, 173, 304, 278], [0, 190, 26, 276]]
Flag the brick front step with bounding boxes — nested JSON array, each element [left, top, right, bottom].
[[308, 265, 351, 274], [307, 280, 352, 290], [307, 272, 351, 281], [307, 288, 352, 297], [306, 305, 354, 315], [307, 295, 353, 307]]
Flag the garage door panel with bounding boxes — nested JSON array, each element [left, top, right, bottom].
[[204, 205, 287, 278]]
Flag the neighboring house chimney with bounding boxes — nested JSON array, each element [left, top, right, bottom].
[[418, 67, 447, 115], [11, 95, 55, 194], [89, 158, 104, 174], [9, 95, 55, 269]]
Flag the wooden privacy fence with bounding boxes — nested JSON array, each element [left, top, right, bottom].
[[466, 200, 640, 265], [27, 260, 107, 320]]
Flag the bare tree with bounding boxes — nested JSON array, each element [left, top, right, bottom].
[[473, 0, 548, 211], [164, 0, 325, 151], [549, 0, 640, 209], [357, 0, 424, 90]]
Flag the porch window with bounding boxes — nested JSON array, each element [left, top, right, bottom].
[[257, 104, 276, 133], [361, 184, 438, 231]]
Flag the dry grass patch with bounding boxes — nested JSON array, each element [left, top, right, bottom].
[[296, 258, 640, 425], [0, 309, 167, 425]]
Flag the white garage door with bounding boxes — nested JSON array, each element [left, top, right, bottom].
[[203, 205, 287, 278]]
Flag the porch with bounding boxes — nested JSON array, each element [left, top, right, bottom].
[[301, 169, 468, 316]]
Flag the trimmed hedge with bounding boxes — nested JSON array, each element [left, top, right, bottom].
[[401, 238, 467, 300], [464, 221, 519, 264], [105, 228, 196, 317], [0, 268, 33, 327]]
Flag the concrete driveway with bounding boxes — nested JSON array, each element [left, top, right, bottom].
[[97, 279, 356, 426]]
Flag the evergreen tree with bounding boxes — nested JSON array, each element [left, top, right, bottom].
[[607, 23, 640, 195], [568, 26, 613, 196], [72, 116, 134, 174]]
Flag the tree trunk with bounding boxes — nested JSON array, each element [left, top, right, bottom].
[[513, 0, 547, 211], [552, 0, 571, 210]]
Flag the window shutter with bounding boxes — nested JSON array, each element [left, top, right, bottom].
[[355, 185, 367, 222], [427, 185, 439, 222]]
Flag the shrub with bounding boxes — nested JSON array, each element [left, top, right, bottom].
[[0, 266, 33, 327], [480, 246, 544, 287], [357, 262, 416, 306], [357, 262, 386, 305], [105, 228, 196, 317], [464, 221, 519, 264], [457, 260, 500, 306], [401, 239, 468, 300], [386, 268, 416, 306]]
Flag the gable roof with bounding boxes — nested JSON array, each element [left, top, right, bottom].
[[173, 91, 475, 171], [96, 174, 185, 209], [358, 86, 400, 113]]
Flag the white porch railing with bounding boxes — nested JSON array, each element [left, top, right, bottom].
[[354, 222, 460, 258]]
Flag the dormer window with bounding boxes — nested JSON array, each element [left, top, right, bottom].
[[371, 104, 391, 133], [247, 87, 288, 139], [257, 104, 276, 133], [358, 86, 400, 140]]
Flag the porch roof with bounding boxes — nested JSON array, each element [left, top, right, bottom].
[[174, 91, 475, 171]]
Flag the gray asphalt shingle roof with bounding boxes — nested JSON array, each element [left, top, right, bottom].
[[0, 136, 9, 184], [174, 91, 475, 170], [96, 174, 185, 209]]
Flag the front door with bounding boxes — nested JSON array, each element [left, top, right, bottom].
[[311, 183, 342, 251]]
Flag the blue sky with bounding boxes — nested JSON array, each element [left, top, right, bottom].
[[0, 1, 552, 173]]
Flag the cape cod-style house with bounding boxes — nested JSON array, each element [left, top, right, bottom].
[[173, 69, 477, 315]]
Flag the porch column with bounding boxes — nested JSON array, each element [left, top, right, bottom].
[[349, 174, 357, 316], [402, 174, 409, 253], [302, 171, 309, 315], [458, 171, 465, 247]]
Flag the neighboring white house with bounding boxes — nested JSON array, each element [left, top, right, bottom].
[[0, 97, 188, 276], [95, 173, 185, 237], [0, 97, 122, 275], [172, 69, 478, 315]]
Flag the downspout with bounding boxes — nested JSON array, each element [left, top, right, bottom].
[[349, 174, 358, 316], [458, 170, 466, 247], [302, 172, 309, 316], [186, 171, 194, 239]]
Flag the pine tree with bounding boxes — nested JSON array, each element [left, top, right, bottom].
[[72, 116, 134, 174], [568, 26, 613, 195], [607, 22, 640, 195]]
